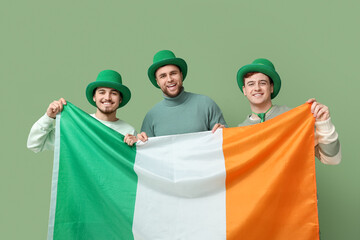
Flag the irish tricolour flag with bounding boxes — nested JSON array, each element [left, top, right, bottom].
[[48, 103, 319, 240]]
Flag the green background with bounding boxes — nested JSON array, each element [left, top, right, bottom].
[[1, 0, 358, 239]]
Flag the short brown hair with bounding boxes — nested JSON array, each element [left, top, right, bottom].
[[93, 88, 123, 99], [243, 72, 273, 85]]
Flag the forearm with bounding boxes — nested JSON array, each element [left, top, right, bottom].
[[27, 114, 56, 153], [209, 105, 228, 129], [314, 118, 341, 165], [140, 123, 154, 138], [315, 144, 341, 165], [315, 118, 338, 144]]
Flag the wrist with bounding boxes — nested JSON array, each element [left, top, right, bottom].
[[315, 118, 333, 132]]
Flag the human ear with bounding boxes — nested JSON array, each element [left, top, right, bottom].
[[156, 78, 160, 87]]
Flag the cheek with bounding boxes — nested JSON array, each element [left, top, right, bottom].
[[156, 79, 163, 88], [243, 87, 248, 96], [177, 78, 183, 86]]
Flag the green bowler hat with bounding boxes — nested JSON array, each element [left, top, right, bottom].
[[86, 70, 131, 108], [236, 58, 281, 99], [148, 50, 188, 88]]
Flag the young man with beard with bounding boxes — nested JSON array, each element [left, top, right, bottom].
[[137, 50, 227, 140], [236, 58, 341, 164], [27, 70, 138, 152]]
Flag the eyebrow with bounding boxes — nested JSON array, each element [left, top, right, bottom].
[[246, 79, 269, 83], [97, 88, 118, 93], [159, 73, 167, 76]]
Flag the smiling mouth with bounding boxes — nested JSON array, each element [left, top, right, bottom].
[[101, 102, 113, 105]]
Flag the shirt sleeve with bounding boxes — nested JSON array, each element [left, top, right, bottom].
[[314, 118, 341, 165], [27, 114, 56, 153], [208, 99, 228, 129], [140, 113, 155, 137]]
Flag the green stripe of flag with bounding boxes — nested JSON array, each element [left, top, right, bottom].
[[49, 102, 138, 240]]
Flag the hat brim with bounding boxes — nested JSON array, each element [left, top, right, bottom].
[[236, 64, 281, 99], [147, 58, 188, 88], [86, 81, 131, 108]]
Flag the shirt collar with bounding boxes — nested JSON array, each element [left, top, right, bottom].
[[163, 88, 188, 107]]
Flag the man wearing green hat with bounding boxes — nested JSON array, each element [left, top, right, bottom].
[[27, 70, 138, 152], [138, 50, 227, 139], [236, 58, 341, 164]]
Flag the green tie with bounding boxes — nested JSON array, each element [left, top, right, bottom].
[[253, 106, 272, 123], [257, 113, 266, 123]]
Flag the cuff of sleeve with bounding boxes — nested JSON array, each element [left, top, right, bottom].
[[315, 118, 334, 133], [315, 117, 338, 144], [38, 113, 56, 128]]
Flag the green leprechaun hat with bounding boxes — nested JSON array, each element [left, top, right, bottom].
[[86, 70, 131, 108], [148, 50, 188, 88], [236, 58, 281, 99]]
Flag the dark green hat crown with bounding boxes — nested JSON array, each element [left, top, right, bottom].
[[86, 70, 131, 108], [147, 50, 188, 88], [236, 58, 281, 99]]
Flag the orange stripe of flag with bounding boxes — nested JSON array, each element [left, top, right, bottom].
[[223, 104, 319, 240]]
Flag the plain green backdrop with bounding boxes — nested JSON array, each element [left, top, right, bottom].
[[1, 0, 359, 239]]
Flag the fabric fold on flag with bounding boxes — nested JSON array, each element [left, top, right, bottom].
[[48, 102, 319, 240]]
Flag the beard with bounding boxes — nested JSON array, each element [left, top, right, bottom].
[[97, 107, 117, 115], [162, 86, 183, 98], [96, 101, 119, 115]]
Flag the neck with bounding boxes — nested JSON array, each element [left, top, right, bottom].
[[250, 102, 273, 119], [95, 110, 118, 122], [162, 88, 189, 107]]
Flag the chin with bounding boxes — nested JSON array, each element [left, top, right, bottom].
[[100, 109, 117, 114], [249, 100, 265, 106], [166, 90, 180, 98]]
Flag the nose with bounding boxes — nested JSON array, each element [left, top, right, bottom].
[[166, 74, 173, 82], [104, 92, 112, 100], [254, 82, 261, 90]]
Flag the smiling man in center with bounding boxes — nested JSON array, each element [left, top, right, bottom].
[[138, 50, 227, 140]]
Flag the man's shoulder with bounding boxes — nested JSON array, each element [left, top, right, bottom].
[[145, 100, 165, 114], [238, 105, 292, 127], [272, 105, 292, 114], [110, 120, 136, 135], [186, 91, 217, 104], [238, 115, 254, 127], [186, 91, 210, 98]]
